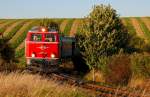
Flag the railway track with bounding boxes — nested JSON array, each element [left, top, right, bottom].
[[48, 73, 141, 97]]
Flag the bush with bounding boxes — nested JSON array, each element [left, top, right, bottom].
[[0, 44, 18, 71], [105, 53, 132, 86], [0, 43, 15, 62], [0, 38, 18, 71]]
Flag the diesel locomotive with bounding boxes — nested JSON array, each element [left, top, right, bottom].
[[25, 26, 76, 72]]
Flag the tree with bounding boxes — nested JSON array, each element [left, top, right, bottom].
[[76, 4, 129, 69]]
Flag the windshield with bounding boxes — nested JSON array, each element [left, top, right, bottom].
[[30, 33, 42, 42], [45, 34, 56, 42]]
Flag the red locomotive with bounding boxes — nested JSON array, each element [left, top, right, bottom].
[[25, 26, 75, 72]]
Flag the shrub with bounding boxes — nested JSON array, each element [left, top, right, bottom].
[[0, 39, 17, 71], [0, 43, 15, 62], [105, 53, 132, 86]]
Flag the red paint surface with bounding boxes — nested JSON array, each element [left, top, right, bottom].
[[25, 31, 60, 60]]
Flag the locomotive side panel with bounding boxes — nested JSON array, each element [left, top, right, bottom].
[[60, 37, 75, 58]]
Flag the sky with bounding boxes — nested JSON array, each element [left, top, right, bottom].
[[0, 0, 149, 18]]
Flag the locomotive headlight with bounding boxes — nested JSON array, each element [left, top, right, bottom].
[[41, 28, 46, 32], [31, 53, 35, 57], [51, 53, 55, 58]]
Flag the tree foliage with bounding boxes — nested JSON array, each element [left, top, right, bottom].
[[76, 4, 130, 69]]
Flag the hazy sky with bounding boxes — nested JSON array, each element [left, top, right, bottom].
[[0, 0, 149, 18]]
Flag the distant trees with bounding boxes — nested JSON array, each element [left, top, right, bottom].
[[76, 4, 130, 69]]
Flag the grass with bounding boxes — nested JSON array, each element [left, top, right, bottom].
[[128, 77, 150, 97], [0, 72, 148, 97], [0, 72, 93, 97]]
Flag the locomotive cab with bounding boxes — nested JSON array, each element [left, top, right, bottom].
[[25, 27, 60, 65]]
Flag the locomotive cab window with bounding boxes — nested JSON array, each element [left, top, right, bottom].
[[30, 33, 42, 42], [45, 34, 56, 42]]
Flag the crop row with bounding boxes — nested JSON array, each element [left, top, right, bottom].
[[4, 20, 27, 40], [136, 17, 150, 41], [63, 19, 74, 35], [122, 18, 136, 35], [0, 20, 18, 33], [9, 20, 37, 48]]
